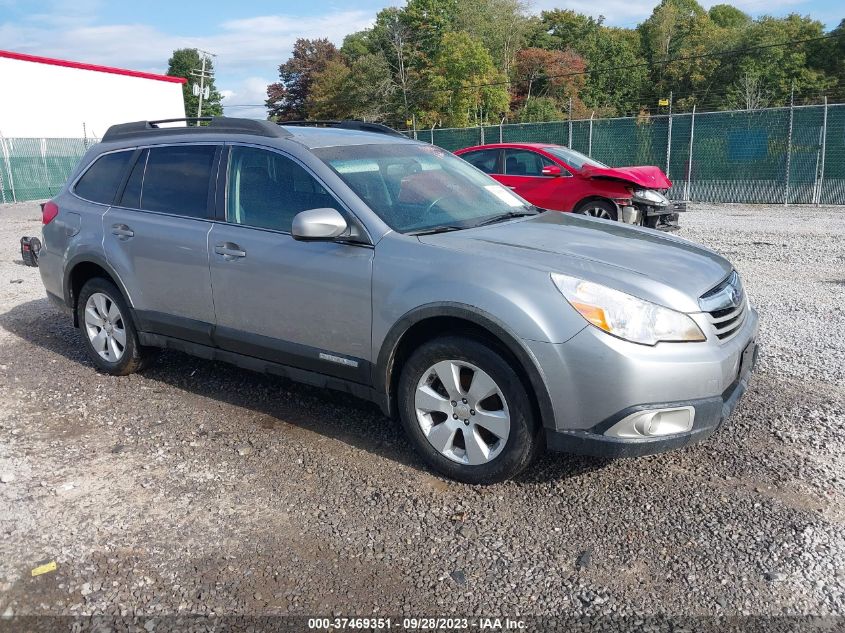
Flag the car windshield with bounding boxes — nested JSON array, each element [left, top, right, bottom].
[[314, 143, 536, 234], [544, 146, 608, 170]]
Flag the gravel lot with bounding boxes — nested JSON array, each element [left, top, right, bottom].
[[0, 202, 843, 626]]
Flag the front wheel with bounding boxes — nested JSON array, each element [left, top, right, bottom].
[[574, 199, 618, 221], [398, 336, 542, 484]]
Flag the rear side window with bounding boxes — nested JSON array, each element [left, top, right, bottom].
[[74, 151, 133, 204], [140, 145, 217, 218], [119, 149, 148, 209], [462, 149, 500, 174]]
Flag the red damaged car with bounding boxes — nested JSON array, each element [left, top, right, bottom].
[[454, 142, 685, 230]]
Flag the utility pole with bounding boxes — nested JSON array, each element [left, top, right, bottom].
[[191, 49, 217, 123]]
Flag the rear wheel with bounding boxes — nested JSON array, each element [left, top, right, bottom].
[[77, 278, 156, 376], [398, 336, 542, 484], [574, 199, 618, 221]]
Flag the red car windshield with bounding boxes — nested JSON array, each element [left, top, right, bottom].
[[544, 146, 608, 170]]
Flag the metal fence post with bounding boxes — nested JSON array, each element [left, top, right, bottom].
[[430, 124, 435, 145], [568, 97, 573, 147], [480, 125, 484, 146], [685, 105, 696, 202], [499, 117, 504, 143], [588, 112, 594, 157], [784, 88, 794, 206], [665, 91, 673, 176], [816, 97, 828, 206]]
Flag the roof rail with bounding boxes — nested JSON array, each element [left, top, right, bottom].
[[102, 117, 292, 142], [281, 120, 406, 138]]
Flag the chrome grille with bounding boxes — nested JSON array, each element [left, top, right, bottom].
[[700, 271, 748, 342]]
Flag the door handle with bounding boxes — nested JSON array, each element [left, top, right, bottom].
[[214, 242, 246, 260], [111, 224, 134, 239], [507, 186, 517, 190]]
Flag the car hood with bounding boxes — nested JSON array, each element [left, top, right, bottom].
[[418, 212, 732, 313], [580, 164, 672, 189]]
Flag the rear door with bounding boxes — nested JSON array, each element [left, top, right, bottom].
[[498, 149, 572, 211], [103, 144, 220, 345], [207, 144, 373, 383]]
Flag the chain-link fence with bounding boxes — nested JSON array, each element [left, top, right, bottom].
[[0, 137, 95, 204], [2, 104, 843, 204], [414, 103, 845, 205]]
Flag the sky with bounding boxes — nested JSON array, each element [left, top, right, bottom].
[[1, 0, 840, 119]]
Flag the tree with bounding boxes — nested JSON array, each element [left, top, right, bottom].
[[429, 31, 509, 127], [166, 48, 223, 117], [727, 71, 770, 110], [512, 48, 587, 116], [721, 14, 833, 107], [454, 0, 532, 77], [266, 38, 340, 121], [708, 4, 750, 29], [533, 11, 648, 116], [309, 54, 395, 121], [518, 97, 564, 122]]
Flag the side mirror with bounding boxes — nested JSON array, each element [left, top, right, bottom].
[[541, 165, 562, 177], [291, 208, 349, 241]]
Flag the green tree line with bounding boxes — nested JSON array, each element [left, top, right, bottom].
[[264, 0, 844, 128]]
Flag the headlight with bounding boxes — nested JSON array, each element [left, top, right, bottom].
[[632, 189, 668, 206], [551, 273, 706, 345]]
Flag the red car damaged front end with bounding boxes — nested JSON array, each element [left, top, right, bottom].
[[454, 143, 686, 231]]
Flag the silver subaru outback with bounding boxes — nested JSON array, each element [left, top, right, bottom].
[[38, 117, 758, 483]]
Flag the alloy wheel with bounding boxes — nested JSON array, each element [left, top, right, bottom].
[[84, 292, 126, 362], [414, 360, 510, 465], [581, 205, 614, 220]]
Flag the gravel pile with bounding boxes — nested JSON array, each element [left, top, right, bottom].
[[0, 201, 842, 623]]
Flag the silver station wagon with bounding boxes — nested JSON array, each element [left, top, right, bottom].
[[38, 117, 759, 483]]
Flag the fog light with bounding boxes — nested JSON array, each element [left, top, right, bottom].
[[604, 406, 694, 439]]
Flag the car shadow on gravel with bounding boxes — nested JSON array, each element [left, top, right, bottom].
[[0, 298, 607, 484]]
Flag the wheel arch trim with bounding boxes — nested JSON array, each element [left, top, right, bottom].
[[63, 253, 135, 326], [374, 302, 556, 429]]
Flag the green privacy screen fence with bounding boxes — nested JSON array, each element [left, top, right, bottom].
[[2, 103, 844, 204], [414, 103, 845, 205], [0, 137, 94, 204]]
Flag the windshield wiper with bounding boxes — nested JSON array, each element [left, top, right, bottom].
[[473, 209, 539, 228], [410, 225, 466, 236]]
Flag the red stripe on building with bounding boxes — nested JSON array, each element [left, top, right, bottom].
[[0, 49, 187, 84]]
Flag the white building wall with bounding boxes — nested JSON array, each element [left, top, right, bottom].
[[0, 54, 186, 138]]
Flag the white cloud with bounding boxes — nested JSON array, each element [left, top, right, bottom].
[[221, 76, 273, 119]]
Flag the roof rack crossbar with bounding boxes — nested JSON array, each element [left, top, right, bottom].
[[280, 120, 406, 138], [102, 117, 292, 142]]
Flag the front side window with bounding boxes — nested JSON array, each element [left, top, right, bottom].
[[503, 150, 554, 177], [74, 150, 133, 204], [226, 146, 335, 232], [315, 143, 536, 234], [462, 149, 500, 174], [140, 145, 216, 218]]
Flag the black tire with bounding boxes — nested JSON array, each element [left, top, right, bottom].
[[398, 336, 543, 484], [76, 277, 157, 376], [574, 199, 618, 221]]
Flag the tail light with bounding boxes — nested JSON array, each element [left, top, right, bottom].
[[42, 201, 59, 225]]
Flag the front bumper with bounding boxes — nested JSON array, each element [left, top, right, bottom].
[[636, 200, 686, 231], [546, 340, 758, 457], [525, 307, 759, 458]]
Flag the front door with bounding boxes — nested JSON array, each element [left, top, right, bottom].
[[497, 149, 572, 211], [208, 145, 374, 383], [103, 144, 219, 344]]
